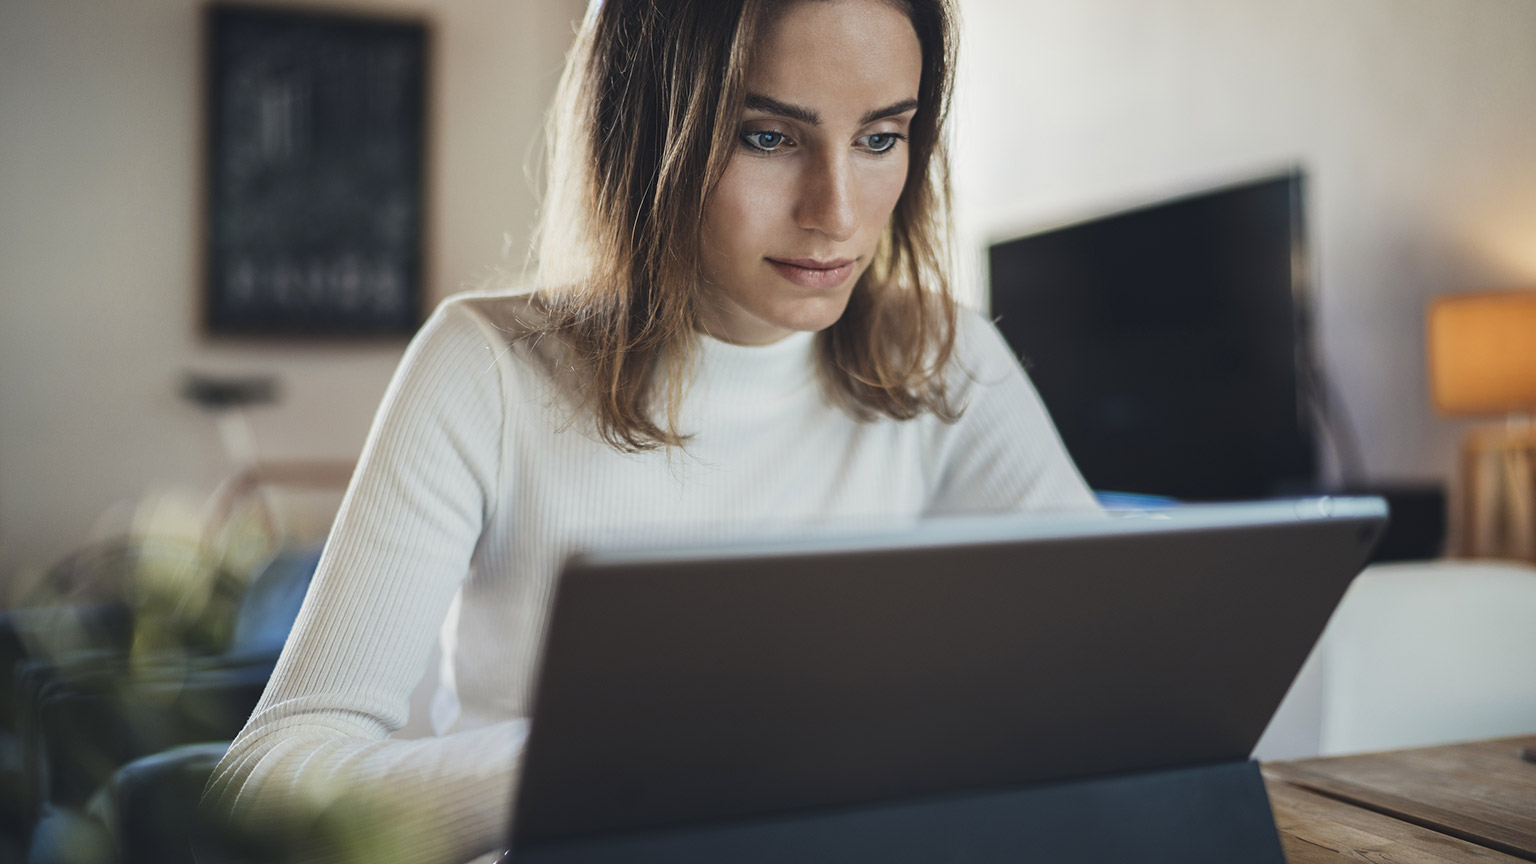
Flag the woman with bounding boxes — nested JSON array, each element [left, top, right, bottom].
[[204, 0, 1096, 861]]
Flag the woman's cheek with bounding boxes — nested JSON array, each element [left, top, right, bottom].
[[718, 158, 791, 237], [867, 156, 910, 223]]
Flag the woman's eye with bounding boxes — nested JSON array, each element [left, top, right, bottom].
[[742, 131, 787, 152], [861, 133, 903, 154]]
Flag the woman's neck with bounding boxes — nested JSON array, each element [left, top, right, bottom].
[[688, 328, 818, 402]]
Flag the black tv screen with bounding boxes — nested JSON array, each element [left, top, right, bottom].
[[988, 172, 1317, 501]]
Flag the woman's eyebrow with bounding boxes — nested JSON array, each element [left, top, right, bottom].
[[744, 93, 820, 125], [743, 94, 920, 127], [860, 98, 919, 125]]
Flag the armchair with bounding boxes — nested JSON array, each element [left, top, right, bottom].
[[17, 544, 320, 863]]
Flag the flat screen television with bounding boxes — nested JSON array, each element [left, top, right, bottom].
[[988, 172, 1318, 501]]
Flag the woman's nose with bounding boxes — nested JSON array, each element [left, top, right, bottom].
[[794, 154, 857, 242]]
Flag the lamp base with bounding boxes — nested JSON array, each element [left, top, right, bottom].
[[1457, 421, 1536, 562]]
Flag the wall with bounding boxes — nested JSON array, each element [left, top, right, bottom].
[[950, 0, 1536, 488], [0, 0, 586, 586]]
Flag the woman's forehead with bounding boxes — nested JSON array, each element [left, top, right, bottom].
[[748, 0, 922, 120]]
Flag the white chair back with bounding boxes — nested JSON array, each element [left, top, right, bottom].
[[1319, 560, 1536, 754]]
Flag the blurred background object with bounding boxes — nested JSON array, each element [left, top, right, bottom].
[[201, 5, 430, 339], [990, 171, 1324, 503], [989, 172, 1449, 562], [181, 370, 353, 550], [1428, 290, 1536, 562], [4, 364, 353, 862], [1257, 557, 1536, 761], [1, 359, 349, 859], [1, 479, 329, 863], [1317, 560, 1536, 753]]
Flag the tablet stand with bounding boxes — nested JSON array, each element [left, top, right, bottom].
[[514, 759, 1287, 864]]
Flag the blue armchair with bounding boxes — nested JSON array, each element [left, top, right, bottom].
[[15, 544, 320, 864]]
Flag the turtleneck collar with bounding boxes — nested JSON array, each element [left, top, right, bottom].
[[687, 328, 818, 403]]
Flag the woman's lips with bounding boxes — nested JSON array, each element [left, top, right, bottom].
[[766, 257, 856, 289]]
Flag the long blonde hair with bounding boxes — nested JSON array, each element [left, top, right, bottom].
[[534, 0, 961, 452]]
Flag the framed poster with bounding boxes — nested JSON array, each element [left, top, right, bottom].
[[202, 4, 429, 338]]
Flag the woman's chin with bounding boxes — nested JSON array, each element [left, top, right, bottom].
[[742, 296, 853, 343], [698, 286, 852, 344]]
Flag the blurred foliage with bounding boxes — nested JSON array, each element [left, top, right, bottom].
[[2, 487, 290, 862]]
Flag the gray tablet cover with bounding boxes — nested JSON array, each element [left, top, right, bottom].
[[512, 497, 1386, 845]]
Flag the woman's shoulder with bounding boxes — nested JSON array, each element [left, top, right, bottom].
[[944, 304, 1026, 387], [421, 288, 574, 382], [431, 287, 549, 343]]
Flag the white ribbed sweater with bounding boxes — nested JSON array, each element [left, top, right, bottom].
[[205, 292, 1097, 862]]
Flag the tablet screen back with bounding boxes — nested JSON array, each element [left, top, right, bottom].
[[513, 497, 1386, 845]]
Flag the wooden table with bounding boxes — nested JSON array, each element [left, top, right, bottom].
[[1263, 735, 1536, 863]]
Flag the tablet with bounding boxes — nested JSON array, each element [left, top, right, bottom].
[[511, 497, 1386, 847]]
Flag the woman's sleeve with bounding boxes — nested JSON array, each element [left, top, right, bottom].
[[926, 309, 1102, 517], [203, 299, 520, 863]]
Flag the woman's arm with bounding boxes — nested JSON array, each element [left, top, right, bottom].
[[204, 299, 520, 863], [926, 309, 1101, 516]]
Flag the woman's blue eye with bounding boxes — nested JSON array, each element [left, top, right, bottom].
[[743, 131, 786, 152], [863, 133, 901, 153]]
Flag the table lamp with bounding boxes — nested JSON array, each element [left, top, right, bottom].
[[1427, 290, 1536, 561]]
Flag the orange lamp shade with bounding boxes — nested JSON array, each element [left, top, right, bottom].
[[1428, 290, 1536, 416]]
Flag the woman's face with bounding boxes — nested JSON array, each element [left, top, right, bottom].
[[697, 0, 923, 345]]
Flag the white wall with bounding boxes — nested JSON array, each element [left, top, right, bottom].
[[0, 0, 586, 586], [951, 0, 1536, 487]]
